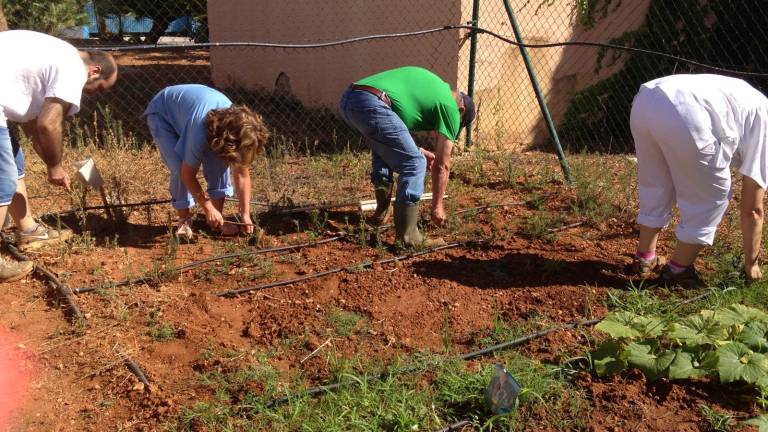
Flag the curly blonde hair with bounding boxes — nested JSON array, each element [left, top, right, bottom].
[[205, 105, 271, 166]]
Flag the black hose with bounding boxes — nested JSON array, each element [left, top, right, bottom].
[[2, 234, 85, 322], [73, 235, 346, 294], [44, 198, 172, 218], [217, 242, 463, 297], [435, 420, 472, 432], [124, 355, 152, 393]]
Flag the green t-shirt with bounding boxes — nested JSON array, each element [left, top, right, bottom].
[[356, 66, 461, 140]]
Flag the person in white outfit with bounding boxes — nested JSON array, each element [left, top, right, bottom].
[[0, 30, 118, 281], [629, 74, 767, 288]]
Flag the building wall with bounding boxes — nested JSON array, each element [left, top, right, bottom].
[[209, 0, 650, 149]]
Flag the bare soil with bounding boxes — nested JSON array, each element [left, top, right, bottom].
[[0, 147, 761, 432]]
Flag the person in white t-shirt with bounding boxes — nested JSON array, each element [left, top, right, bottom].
[[0, 30, 118, 281], [629, 74, 768, 288]]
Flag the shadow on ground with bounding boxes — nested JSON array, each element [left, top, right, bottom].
[[412, 252, 629, 289]]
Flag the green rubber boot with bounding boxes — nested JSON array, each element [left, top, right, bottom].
[[369, 181, 393, 226], [393, 202, 445, 248]]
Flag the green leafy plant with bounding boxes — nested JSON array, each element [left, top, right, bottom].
[[589, 304, 768, 390]]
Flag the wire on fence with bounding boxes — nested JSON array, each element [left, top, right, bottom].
[[8, 0, 765, 163]]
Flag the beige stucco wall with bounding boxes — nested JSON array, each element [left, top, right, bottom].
[[209, 0, 650, 149], [209, 1, 464, 108]]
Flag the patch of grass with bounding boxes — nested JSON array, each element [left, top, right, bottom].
[[568, 154, 618, 224], [699, 404, 734, 432], [524, 213, 566, 243], [168, 347, 588, 432], [327, 309, 364, 337], [147, 309, 177, 342]]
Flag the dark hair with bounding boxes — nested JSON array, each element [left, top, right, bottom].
[[84, 50, 117, 79], [206, 105, 271, 166]]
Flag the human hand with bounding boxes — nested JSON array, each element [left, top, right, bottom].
[[431, 204, 446, 227], [47, 164, 71, 190], [203, 203, 224, 229], [421, 149, 435, 171], [240, 213, 255, 234], [746, 263, 763, 281]]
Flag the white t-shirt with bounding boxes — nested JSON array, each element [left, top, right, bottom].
[[0, 30, 86, 128], [641, 74, 768, 189]]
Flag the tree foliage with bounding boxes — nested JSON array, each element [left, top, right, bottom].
[[4, 0, 89, 35], [559, 0, 768, 152], [92, 0, 206, 43]]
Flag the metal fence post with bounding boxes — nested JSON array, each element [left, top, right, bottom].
[[501, 0, 572, 183], [464, 0, 481, 148]]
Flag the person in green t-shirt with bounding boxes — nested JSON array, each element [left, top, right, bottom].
[[339, 66, 475, 247]]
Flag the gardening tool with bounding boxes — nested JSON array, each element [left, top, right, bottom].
[[75, 158, 114, 222], [358, 193, 446, 212]]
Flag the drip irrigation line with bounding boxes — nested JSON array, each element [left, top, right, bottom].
[[216, 241, 464, 297], [261, 279, 728, 408], [1, 234, 85, 322], [82, 25, 768, 78], [44, 198, 172, 218], [73, 201, 511, 295], [72, 235, 346, 294], [124, 355, 152, 393], [459, 317, 603, 360], [436, 420, 472, 432]]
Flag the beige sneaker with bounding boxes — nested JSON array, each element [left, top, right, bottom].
[[0, 257, 34, 283], [17, 223, 73, 252], [628, 255, 666, 279]]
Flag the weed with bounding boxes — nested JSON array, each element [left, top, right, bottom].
[[524, 213, 565, 243], [147, 309, 177, 342], [568, 154, 617, 223], [327, 309, 364, 337], [60, 232, 96, 256], [699, 404, 734, 432]]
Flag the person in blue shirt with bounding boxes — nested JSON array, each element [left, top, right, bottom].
[[144, 84, 270, 240]]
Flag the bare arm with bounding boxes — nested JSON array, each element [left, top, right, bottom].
[[741, 175, 765, 280], [22, 99, 71, 189], [181, 162, 224, 228], [34, 99, 68, 167], [232, 164, 254, 233], [430, 133, 453, 226]]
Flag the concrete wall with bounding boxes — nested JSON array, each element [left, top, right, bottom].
[[209, 1, 463, 108], [209, 0, 651, 149]]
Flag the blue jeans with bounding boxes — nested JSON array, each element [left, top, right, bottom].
[[146, 114, 233, 210], [0, 125, 26, 206], [340, 88, 426, 205]]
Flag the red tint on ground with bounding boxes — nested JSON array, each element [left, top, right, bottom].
[[0, 327, 34, 432]]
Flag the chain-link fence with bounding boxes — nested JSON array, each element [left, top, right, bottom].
[[3, 0, 768, 154]]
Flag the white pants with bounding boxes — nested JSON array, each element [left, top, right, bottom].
[[631, 86, 732, 246]]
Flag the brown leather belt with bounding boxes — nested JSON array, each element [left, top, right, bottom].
[[351, 84, 391, 107]]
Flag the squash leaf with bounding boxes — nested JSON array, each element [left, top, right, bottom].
[[715, 304, 768, 326], [591, 340, 627, 377], [626, 340, 675, 382], [717, 342, 768, 384], [668, 310, 727, 347]]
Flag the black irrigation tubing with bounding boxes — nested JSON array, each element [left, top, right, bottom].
[[74, 201, 514, 294], [459, 317, 604, 360], [435, 420, 473, 432], [45, 198, 172, 218], [72, 235, 346, 294], [81, 25, 768, 78], [216, 242, 464, 297], [1, 234, 85, 322], [261, 274, 731, 409], [124, 355, 152, 393]]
